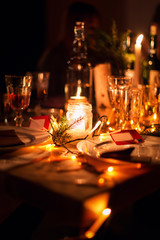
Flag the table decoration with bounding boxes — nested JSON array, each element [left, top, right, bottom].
[[49, 115, 90, 153], [66, 99, 93, 139], [134, 34, 143, 87]]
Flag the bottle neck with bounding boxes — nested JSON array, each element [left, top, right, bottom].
[[149, 34, 157, 57], [72, 24, 87, 58]]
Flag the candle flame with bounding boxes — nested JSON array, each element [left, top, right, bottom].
[[136, 34, 143, 46], [76, 79, 82, 98]]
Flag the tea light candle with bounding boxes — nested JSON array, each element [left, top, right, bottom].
[[66, 100, 92, 140]]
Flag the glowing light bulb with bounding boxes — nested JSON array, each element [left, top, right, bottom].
[[102, 208, 111, 216], [98, 178, 105, 185], [85, 231, 94, 239], [108, 166, 114, 172], [71, 155, 76, 161]]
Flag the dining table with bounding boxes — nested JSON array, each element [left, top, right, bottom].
[[0, 120, 160, 240]]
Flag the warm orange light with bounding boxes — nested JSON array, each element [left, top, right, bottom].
[[153, 113, 157, 120], [45, 144, 55, 151], [85, 231, 94, 239], [84, 193, 109, 216], [108, 166, 114, 172], [76, 79, 82, 98], [107, 121, 110, 125], [130, 120, 134, 125], [98, 177, 105, 185], [85, 208, 111, 239], [109, 126, 114, 131], [71, 155, 76, 161], [136, 163, 142, 169], [47, 156, 52, 162], [102, 208, 111, 216], [29, 146, 36, 149]]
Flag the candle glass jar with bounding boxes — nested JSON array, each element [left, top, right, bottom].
[[66, 100, 93, 140]]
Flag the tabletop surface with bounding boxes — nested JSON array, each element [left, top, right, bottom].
[[1, 137, 160, 229]]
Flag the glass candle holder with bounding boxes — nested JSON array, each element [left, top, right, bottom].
[[66, 99, 92, 140]]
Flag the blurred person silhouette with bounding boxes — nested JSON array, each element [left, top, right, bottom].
[[37, 2, 101, 107]]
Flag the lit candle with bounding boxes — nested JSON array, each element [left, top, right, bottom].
[[134, 34, 143, 87], [70, 79, 87, 101], [66, 100, 92, 140]]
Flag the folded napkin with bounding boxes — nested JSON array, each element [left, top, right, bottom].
[[0, 130, 24, 147]]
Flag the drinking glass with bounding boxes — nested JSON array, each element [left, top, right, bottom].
[[5, 75, 32, 127], [107, 76, 132, 129], [26, 72, 50, 105], [122, 88, 142, 131], [141, 80, 160, 127]]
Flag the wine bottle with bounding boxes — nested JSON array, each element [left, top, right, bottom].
[[65, 22, 92, 104], [142, 24, 160, 85], [123, 30, 135, 79]]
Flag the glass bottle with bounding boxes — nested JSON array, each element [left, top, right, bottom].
[[124, 29, 135, 79], [65, 22, 92, 105], [142, 24, 160, 86]]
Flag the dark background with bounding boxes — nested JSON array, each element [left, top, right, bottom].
[[1, 0, 160, 92]]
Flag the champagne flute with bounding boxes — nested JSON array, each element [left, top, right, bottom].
[[107, 76, 132, 129], [5, 75, 32, 127]]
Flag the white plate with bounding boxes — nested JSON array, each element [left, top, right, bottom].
[[0, 126, 50, 151], [77, 135, 160, 164]]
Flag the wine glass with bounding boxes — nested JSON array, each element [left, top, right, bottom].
[[5, 75, 32, 127], [107, 76, 132, 129]]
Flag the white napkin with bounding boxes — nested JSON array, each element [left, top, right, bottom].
[[0, 126, 50, 148]]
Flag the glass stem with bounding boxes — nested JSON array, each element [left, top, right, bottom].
[[14, 110, 23, 127]]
